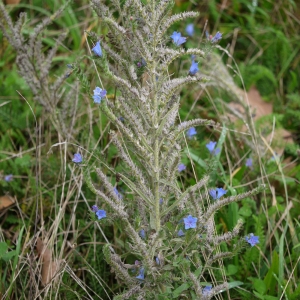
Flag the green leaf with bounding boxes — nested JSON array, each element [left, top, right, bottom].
[[228, 281, 244, 289], [194, 266, 202, 278], [185, 149, 207, 169], [2, 250, 17, 262], [226, 264, 238, 276], [239, 206, 252, 217], [15, 154, 31, 168], [253, 291, 265, 300], [253, 278, 266, 295], [264, 250, 279, 295], [264, 296, 279, 300], [0, 242, 8, 256], [172, 283, 190, 298]]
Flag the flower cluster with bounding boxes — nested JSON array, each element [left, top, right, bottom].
[[93, 87, 107, 104]]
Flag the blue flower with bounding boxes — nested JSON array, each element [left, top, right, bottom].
[[136, 267, 145, 280], [91, 205, 99, 212], [183, 215, 197, 229], [178, 163, 186, 172], [186, 127, 197, 138], [93, 87, 107, 104], [245, 158, 253, 168], [245, 233, 259, 247], [72, 153, 82, 164], [155, 257, 160, 265], [185, 23, 194, 36], [4, 174, 13, 182], [139, 229, 146, 239], [92, 41, 102, 57], [209, 188, 227, 200], [96, 209, 106, 220], [189, 60, 199, 76], [159, 198, 163, 204], [177, 229, 185, 237], [206, 141, 216, 152], [211, 31, 222, 43], [170, 31, 187, 46], [203, 285, 212, 296], [137, 58, 147, 68], [113, 187, 123, 199], [206, 141, 220, 155]]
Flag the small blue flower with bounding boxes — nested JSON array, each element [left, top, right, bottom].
[[245, 233, 259, 247], [136, 267, 145, 280], [186, 127, 197, 138], [177, 229, 185, 237], [189, 60, 199, 76], [178, 163, 186, 172], [211, 31, 222, 43], [91, 205, 99, 212], [170, 31, 187, 46], [72, 153, 82, 164], [203, 285, 212, 296], [185, 23, 194, 36], [206, 141, 220, 155], [183, 215, 198, 229], [159, 198, 163, 204], [155, 257, 160, 265], [137, 58, 147, 68], [139, 229, 146, 239], [92, 41, 102, 57], [93, 87, 107, 104], [113, 187, 123, 199], [131, 260, 140, 273], [245, 158, 253, 168], [96, 209, 106, 220], [4, 174, 13, 182], [206, 141, 216, 152], [209, 188, 227, 200]]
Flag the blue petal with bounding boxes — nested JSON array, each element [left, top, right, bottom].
[[185, 24, 194, 36], [92, 41, 102, 56], [72, 153, 82, 163], [96, 209, 106, 220], [206, 141, 216, 153]]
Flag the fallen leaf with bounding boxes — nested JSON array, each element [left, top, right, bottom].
[[227, 86, 293, 155], [246, 86, 273, 119], [0, 195, 15, 210], [5, 0, 21, 4]]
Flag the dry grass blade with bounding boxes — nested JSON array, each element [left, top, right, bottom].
[[36, 238, 61, 286]]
